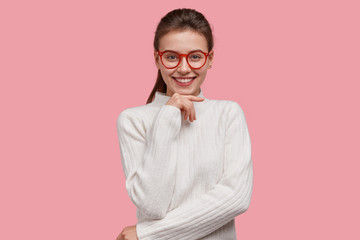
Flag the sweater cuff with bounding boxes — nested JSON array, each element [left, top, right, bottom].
[[136, 221, 151, 240]]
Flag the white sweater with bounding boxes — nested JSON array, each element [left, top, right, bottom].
[[116, 88, 253, 240]]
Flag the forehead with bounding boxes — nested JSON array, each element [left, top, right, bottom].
[[159, 30, 208, 53]]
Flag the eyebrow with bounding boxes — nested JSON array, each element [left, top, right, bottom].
[[163, 49, 205, 53]]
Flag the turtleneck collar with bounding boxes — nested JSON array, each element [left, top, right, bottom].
[[150, 88, 209, 107]]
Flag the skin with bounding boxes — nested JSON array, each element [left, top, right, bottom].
[[116, 225, 138, 240], [154, 29, 214, 122], [117, 29, 214, 240]]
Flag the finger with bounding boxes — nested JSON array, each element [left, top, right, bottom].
[[186, 101, 194, 122], [186, 101, 193, 121], [190, 105, 195, 122], [187, 96, 205, 102], [184, 100, 196, 122], [184, 107, 189, 121], [183, 102, 191, 121], [182, 104, 187, 120], [116, 233, 123, 240]]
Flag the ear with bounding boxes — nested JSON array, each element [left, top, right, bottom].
[[154, 50, 160, 69], [207, 49, 214, 69]]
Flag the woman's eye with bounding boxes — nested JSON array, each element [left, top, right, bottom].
[[166, 55, 178, 60], [190, 55, 201, 60]]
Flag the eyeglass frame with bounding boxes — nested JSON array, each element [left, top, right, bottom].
[[156, 50, 210, 69]]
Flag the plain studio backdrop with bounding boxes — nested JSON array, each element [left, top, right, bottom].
[[0, 0, 359, 239]]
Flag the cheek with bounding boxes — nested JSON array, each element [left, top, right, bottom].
[[160, 69, 171, 78], [160, 70, 175, 84], [197, 70, 208, 78]]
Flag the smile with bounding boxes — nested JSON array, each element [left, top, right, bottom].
[[172, 77, 196, 83]]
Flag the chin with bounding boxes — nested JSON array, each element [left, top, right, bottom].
[[177, 89, 198, 95]]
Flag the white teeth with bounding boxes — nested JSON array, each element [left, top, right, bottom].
[[174, 78, 195, 83]]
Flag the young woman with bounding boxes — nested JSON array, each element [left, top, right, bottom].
[[116, 8, 253, 240]]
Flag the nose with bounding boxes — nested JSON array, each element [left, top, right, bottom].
[[177, 56, 191, 73]]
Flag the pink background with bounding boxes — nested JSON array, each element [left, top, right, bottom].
[[1, 0, 359, 239]]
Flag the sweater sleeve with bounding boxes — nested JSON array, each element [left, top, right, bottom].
[[135, 101, 253, 240], [117, 105, 181, 220]]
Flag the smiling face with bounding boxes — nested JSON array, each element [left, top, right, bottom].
[[154, 29, 214, 97]]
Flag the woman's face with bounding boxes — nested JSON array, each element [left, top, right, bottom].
[[154, 30, 214, 97]]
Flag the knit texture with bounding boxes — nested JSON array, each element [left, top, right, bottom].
[[116, 88, 253, 240]]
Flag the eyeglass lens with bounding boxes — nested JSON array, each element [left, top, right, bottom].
[[161, 51, 206, 69]]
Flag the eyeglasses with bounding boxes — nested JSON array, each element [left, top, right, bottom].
[[156, 50, 210, 69]]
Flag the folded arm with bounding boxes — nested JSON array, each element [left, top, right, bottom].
[[117, 105, 181, 219], [135, 101, 253, 240]]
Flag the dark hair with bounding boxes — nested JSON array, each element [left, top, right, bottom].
[[146, 8, 214, 104]]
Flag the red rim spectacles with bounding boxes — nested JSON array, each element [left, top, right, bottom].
[[156, 50, 210, 69]]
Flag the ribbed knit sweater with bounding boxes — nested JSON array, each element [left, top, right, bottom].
[[116, 88, 253, 240]]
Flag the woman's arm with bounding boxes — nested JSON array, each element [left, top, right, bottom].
[[117, 105, 181, 220], [135, 101, 253, 240]]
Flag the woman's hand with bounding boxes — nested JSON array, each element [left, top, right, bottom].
[[116, 225, 138, 240], [166, 92, 205, 122]]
